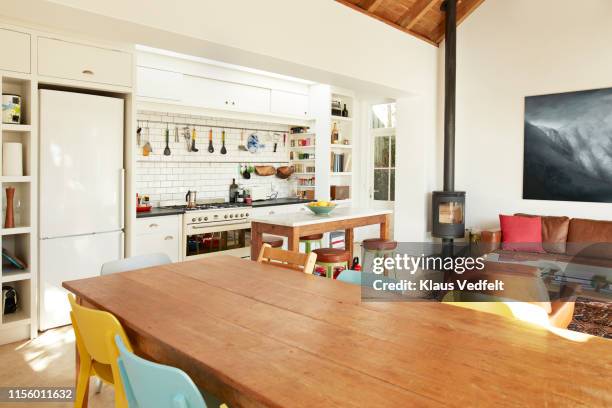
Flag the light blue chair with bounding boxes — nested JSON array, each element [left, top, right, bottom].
[[114, 335, 207, 408], [337, 269, 362, 285]]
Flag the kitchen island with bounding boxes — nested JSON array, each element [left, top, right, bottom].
[[250, 207, 393, 260]]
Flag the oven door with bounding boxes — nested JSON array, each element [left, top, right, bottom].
[[184, 222, 251, 259]]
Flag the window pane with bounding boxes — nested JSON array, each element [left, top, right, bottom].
[[390, 169, 395, 201], [374, 137, 389, 167], [371, 103, 396, 129], [390, 136, 396, 167], [373, 169, 389, 201]]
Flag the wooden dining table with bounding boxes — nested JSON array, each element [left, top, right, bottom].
[[63, 256, 612, 408]]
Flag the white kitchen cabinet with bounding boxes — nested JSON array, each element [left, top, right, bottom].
[[182, 75, 271, 113], [270, 90, 309, 117], [38, 37, 132, 87], [137, 66, 182, 100], [0, 28, 30, 73], [133, 215, 181, 262]]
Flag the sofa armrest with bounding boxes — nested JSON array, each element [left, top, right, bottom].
[[480, 229, 502, 252]]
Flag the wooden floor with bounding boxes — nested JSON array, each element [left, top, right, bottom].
[[0, 326, 114, 407]]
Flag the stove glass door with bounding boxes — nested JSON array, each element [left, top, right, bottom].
[[186, 226, 251, 257]]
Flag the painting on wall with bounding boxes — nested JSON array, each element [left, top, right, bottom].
[[523, 87, 612, 203]]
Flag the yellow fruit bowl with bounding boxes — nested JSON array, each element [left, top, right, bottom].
[[305, 202, 337, 215]]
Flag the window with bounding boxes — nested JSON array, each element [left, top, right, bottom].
[[371, 103, 396, 202]]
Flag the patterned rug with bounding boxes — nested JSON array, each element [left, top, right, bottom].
[[568, 297, 611, 339]]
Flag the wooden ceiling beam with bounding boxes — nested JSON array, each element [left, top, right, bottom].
[[361, 0, 385, 12], [397, 0, 439, 29], [335, 0, 438, 46], [431, 0, 486, 43]]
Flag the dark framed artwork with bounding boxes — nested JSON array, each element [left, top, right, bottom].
[[523, 87, 612, 203]]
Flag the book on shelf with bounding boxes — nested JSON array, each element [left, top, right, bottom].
[[331, 152, 345, 172]]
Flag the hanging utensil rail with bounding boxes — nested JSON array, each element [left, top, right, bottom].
[[140, 120, 289, 134]]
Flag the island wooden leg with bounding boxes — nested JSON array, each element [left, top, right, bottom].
[[288, 228, 300, 253], [345, 228, 354, 262], [250, 222, 263, 260], [380, 214, 391, 240]]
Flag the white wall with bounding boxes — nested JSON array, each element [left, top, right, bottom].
[[450, 0, 612, 230]]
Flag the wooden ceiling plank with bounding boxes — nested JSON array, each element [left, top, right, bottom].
[[361, 0, 385, 12], [432, 0, 486, 43], [398, 0, 439, 29], [335, 0, 439, 46]]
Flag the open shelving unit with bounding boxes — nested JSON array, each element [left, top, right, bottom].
[[1, 73, 38, 343], [289, 129, 316, 199], [329, 91, 354, 202]]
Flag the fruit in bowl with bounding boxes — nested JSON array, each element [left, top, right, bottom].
[[305, 201, 337, 215]]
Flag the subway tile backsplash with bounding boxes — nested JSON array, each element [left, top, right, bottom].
[[136, 110, 293, 206]]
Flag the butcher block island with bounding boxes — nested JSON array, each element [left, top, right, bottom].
[[250, 208, 392, 260]]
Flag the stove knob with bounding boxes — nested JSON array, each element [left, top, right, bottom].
[[224, 215, 228, 219], [230, 214, 234, 218], [240, 213, 244, 217], [192, 218, 196, 222], [246, 213, 249, 217], [204, 217, 208, 221], [198, 217, 203, 221]]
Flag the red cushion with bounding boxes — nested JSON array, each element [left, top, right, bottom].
[[499, 215, 545, 253]]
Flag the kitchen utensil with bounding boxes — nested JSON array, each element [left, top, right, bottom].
[[174, 126, 179, 143], [306, 202, 337, 215], [2, 94, 21, 124], [183, 127, 191, 151], [220, 130, 227, 154], [255, 166, 276, 176], [136, 205, 152, 213], [242, 164, 251, 179], [208, 129, 214, 153], [143, 123, 152, 156], [283, 133, 287, 147], [185, 190, 197, 208], [238, 129, 248, 151], [191, 127, 199, 152], [276, 166, 294, 179], [164, 125, 171, 156], [4, 187, 15, 228], [136, 121, 142, 146]]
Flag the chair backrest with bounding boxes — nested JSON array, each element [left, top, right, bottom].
[[337, 269, 362, 285], [115, 335, 207, 408], [101, 253, 171, 275], [257, 243, 317, 274], [68, 294, 132, 365]]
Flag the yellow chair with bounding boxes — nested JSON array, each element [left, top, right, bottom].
[[257, 243, 317, 274], [68, 294, 132, 408]]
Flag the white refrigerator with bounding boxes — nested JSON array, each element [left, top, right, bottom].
[[39, 90, 124, 331]]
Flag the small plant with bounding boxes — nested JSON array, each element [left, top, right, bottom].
[[590, 275, 611, 292]]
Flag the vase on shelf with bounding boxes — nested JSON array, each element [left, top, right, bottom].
[[4, 186, 16, 229]]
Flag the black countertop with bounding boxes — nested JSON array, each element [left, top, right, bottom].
[[252, 198, 315, 207], [136, 198, 314, 218]]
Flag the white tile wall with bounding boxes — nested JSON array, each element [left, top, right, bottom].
[[136, 110, 294, 205]]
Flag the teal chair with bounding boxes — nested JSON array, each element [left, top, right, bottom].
[[115, 335, 207, 408], [337, 269, 362, 285]]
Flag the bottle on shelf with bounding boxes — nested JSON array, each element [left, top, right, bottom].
[[342, 104, 349, 118], [331, 122, 340, 144]]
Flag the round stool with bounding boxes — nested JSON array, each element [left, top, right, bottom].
[[300, 233, 323, 253], [263, 234, 284, 248], [313, 248, 351, 279], [361, 239, 398, 277]]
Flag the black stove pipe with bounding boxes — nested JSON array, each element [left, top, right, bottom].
[[442, 0, 456, 193]]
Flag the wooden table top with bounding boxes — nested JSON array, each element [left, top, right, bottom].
[[63, 256, 612, 408], [250, 207, 392, 227]]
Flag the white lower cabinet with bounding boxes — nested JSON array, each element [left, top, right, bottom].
[[133, 215, 181, 262]]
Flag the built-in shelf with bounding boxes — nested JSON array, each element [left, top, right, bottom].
[[291, 159, 315, 162], [331, 144, 352, 149], [331, 172, 352, 176], [2, 270, 31, 283], [0, 226, 32, 236], [331, 115, 352, 122], [1, 124, 32, 132], [288, 145, 315, 149], [2, 311, 30, 326], [289, 132, 315, 137], [296, 186, 315, 189], [0, 176, 32, 183], [293, 172, 315, 176]]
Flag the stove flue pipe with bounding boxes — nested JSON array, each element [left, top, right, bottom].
[[442, 0, 456, 193]]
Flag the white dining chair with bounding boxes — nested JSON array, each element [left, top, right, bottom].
[[94, 252, 172, 394], [100, 253, 172, 275]]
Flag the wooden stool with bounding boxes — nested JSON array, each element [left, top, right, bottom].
[[313, 248, 351, 279], [361, 239, 397, 277], [262, 235, 284, 248], [300, 233, 323, 253]]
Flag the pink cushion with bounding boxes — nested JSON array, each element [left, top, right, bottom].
[[499, 215, 545, 253]]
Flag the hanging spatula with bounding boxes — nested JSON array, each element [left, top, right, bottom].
[[164, 125, 171, 156], [191, 127, 199, 152], [208, 128, 214, 153], [220, 130, 227, 154]]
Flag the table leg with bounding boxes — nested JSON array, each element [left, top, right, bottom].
[[250, 222, 263, 261], [380, 214, 391, 240], [345, 228, 354, 262], [288, 228, 300, 253]]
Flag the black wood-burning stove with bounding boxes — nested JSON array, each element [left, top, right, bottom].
[[432, 0, 466, 242]]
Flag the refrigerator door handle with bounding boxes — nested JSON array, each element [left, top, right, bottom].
[[120, 168, 125, 230]]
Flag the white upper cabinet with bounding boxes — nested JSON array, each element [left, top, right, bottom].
[[0, 28, 31, 73], [137, 66, 182, 100], [270, 90, 309, 117], [182, 75, 271, 113], [38, 37, 133, 87]]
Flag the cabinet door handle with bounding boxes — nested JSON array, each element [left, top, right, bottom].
[[225, 100, 228, 104], [231, 101, 236, 105], [164, 235, 174, 240], [82, 69, 94, 75], [269, 210, 275, 215], [149, 223, 159, 228]]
